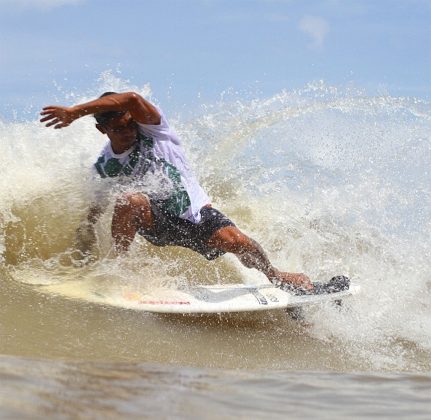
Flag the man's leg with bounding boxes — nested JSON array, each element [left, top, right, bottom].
[[111, 193, 154, 253], [207, 226, 312, 289]]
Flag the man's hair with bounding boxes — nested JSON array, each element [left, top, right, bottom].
[[94, 91, 126, 126]]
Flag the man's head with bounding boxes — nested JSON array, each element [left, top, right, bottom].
[[94, 92, 138, 154], [94, 92, 125, 125]]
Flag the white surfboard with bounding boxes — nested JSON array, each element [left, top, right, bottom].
[[111, 282, 360, 314], [41, 273, 359, 315]]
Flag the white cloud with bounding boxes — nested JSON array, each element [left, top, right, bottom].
[[0, 0, 83, 11], [298, 15, 330, 49]]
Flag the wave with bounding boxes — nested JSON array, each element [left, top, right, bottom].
[[1, 74, 430, 370]]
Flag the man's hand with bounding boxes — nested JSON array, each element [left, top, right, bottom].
[[270, 271, 313, 290], [40, 106, 78, 129]]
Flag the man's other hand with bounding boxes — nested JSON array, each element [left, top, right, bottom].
[[40, 106, 78, 129]]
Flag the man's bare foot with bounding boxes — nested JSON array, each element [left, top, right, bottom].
[[269, 271, 313, 290]]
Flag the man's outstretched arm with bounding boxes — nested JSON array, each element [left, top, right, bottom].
[[40, 92, 161, 129], [208, 226, 312, 289]]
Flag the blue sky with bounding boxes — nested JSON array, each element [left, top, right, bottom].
[[1, 0, 430, 120]]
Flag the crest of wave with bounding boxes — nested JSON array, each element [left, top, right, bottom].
[[177, 81, 431, 369]]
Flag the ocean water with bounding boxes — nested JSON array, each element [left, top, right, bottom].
[[1, 75, 430, 417]]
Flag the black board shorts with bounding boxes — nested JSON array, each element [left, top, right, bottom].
[[138, 204, 235, 260]]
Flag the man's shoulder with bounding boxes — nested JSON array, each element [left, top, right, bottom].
[[96, 140, 109, 153], [137, 110, 173, 134], [137, 117, 181, 147]]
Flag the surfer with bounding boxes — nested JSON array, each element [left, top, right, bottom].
[[40, 92, 312, 290]]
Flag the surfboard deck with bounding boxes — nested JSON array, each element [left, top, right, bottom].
[[117, 280, 360, 314]]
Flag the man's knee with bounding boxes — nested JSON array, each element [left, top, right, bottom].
[[113, 193, 153, 228], [114, 193, 150, 212]]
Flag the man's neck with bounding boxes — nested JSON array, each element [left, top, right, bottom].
[[110, 139, 136, 154]]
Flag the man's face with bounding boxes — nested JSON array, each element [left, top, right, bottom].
[[97, 112, 138, 153]]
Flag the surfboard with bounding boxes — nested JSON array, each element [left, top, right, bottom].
[[113, 276, 360, 314]]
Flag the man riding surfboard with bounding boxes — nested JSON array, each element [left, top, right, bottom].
[[40, 91, 312, 291]]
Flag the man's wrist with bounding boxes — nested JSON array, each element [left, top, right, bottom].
[[71, 105, 88, 119], [266, 267, 280, 283]]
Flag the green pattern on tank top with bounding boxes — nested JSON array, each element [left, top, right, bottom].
[[158, 158, 191, 216], [94, 133, 191, 216]]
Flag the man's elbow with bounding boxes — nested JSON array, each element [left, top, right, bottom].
[[128, 92, 161, 125], [122, 92, 146, 112], [126, 91, 142, 102]]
